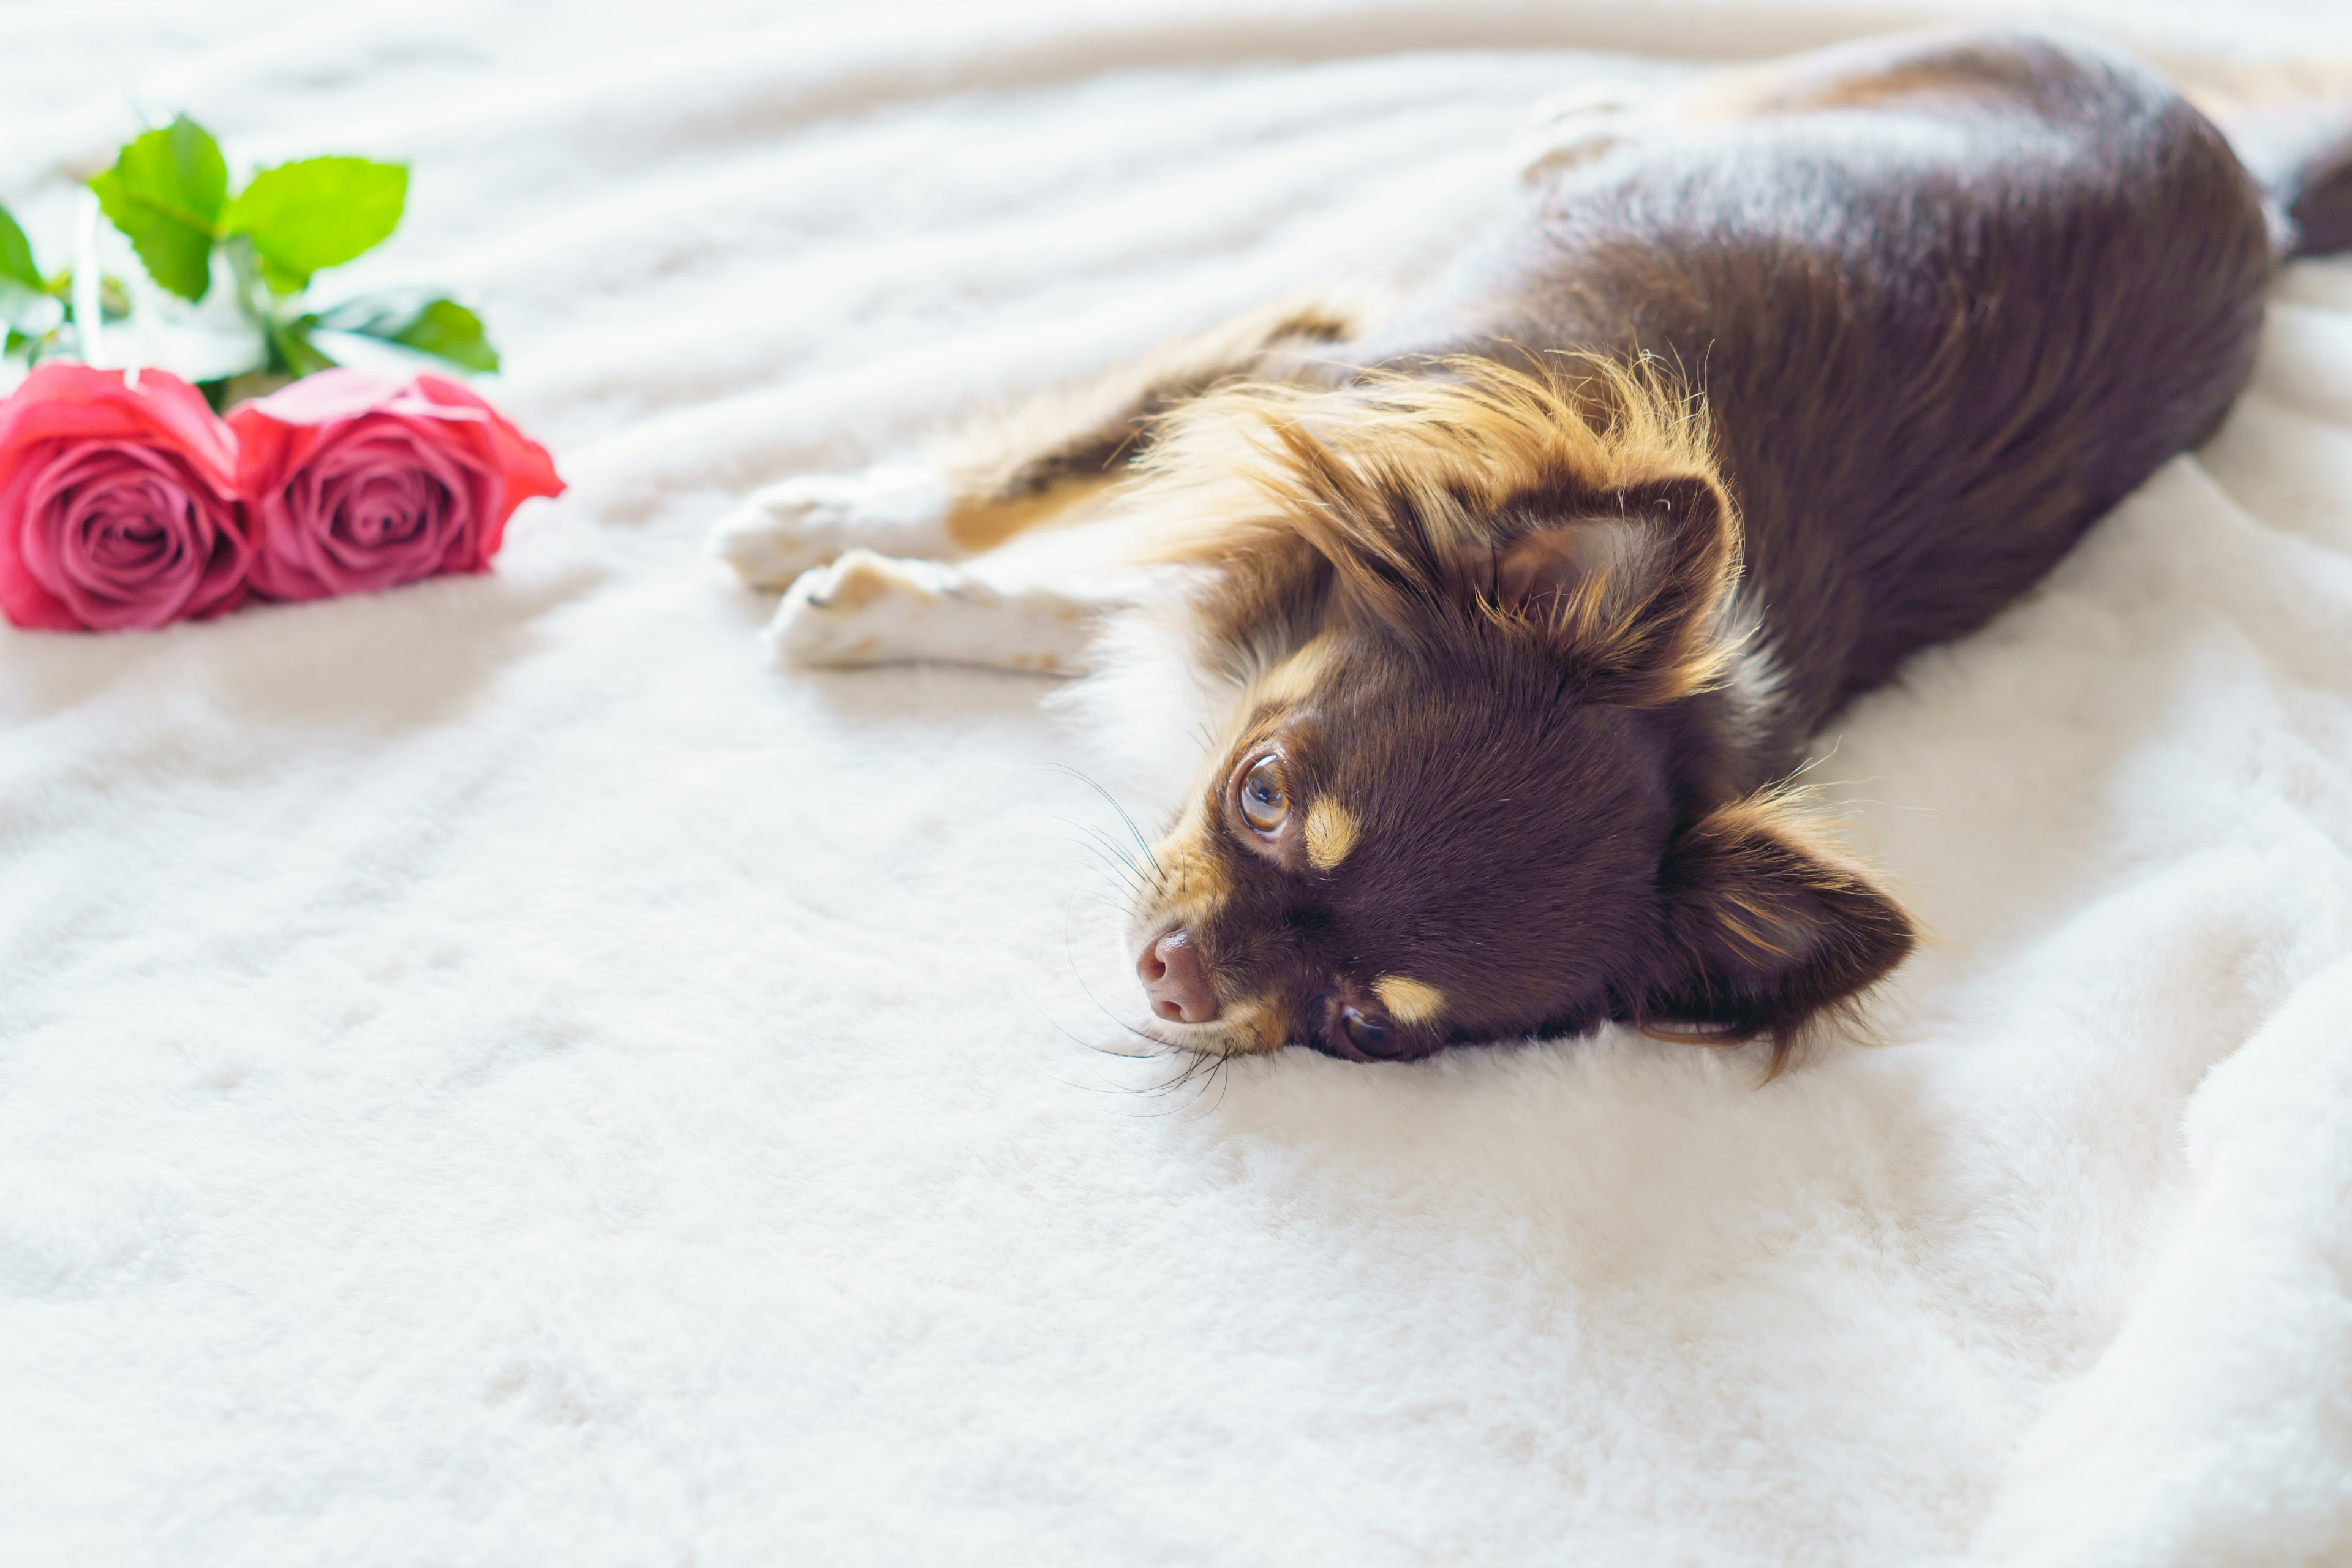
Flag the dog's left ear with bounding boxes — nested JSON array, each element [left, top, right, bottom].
[[1490, 473, 1738, 704], [1643, 793, 1913, 1050]]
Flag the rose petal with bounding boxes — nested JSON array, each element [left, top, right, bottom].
[[0, 370, 249, 633], [231, 374, 560, 603]]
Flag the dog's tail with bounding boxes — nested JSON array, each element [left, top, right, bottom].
[[2281, 124, 2352, 257], [2201, 88, 2352, 256], [2190, 66, 2352, 258], [2241, 97, 2352, 260]]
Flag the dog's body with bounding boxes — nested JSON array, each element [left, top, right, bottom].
[[714, 29, 2352, 1066]]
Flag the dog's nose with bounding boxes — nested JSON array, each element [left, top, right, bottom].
[[1137, 930, 1219, 1023]]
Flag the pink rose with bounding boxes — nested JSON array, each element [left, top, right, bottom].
[[230, 369, 563, 603], [0, 364, 249, 631]]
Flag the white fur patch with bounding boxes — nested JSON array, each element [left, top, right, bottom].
[[1719, 591, 1789, 750], [766, 550, 1102, 673], [707, 464, 954, 589], [1053, 594, 1246, 818]]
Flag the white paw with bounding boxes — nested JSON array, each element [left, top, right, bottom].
[[1514, 78, 1657, 182], [765, 549, 1097, 673], [706, 464, 953, 589]]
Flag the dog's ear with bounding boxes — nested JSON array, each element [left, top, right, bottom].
[[1489, 473, 1740, 704], [1642, 793, 1913, 1065]]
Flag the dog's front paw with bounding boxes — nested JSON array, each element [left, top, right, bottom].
[[766, 549, 1095, 673], [1514, 79, 1657, 183], [766, 550, 987, 668], [707, 465, 953, 589]]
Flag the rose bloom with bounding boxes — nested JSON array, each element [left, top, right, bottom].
[[0, 363, 250, 631], [230, 370, 563, 602]]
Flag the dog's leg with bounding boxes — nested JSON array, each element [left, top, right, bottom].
[[706, 465, 961, 591], [764, 549, 1115, 673], [708, 295, 1368, 589]]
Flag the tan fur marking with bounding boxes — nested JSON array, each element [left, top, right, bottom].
[[1700, 788, 1881, 892], [821, 564, 900, 614], [924, 289, 1385, 549], [1142, 835, 1233, 944], [1125, 354, 1742, 707], [1371, 975, 1444, 1025], [1248, 633, 1340, 709], [941, 475, 1117, 552], [1206, 997, 1286, 1057], [1304, 797, 1359, 870]]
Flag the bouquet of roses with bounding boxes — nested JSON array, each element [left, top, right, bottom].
[[0, 115, 561, 632]]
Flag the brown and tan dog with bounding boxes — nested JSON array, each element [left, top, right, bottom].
[[712, 28, 2352, 1068]]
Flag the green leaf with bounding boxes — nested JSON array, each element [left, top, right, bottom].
[[315, 291, 499, 373], [88, 114, 227, 303], [387, 298, 498, 372], [1, 213, 56, 332], [224, 157, 406, 292], [0, 204, 40, 292], [257, 252, 309, 296]]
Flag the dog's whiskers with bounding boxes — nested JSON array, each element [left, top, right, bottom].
[[1041, 763, 1163, 879], [1071, 839, 1147, 901]]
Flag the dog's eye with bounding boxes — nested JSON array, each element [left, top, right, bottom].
[[1340, 1005, 1396, 1057], [1238, 754, 1289, 834]]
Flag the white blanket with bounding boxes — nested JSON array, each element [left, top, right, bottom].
[[6, 3, 2352, 1563]]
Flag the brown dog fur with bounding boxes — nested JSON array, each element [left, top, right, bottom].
[[895, 28, 2352, 1068]]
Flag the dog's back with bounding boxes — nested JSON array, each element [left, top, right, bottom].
[[713, 27, 2352, 1061], [1358, 30, 2278, 762]]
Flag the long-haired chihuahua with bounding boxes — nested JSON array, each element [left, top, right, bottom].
[[712, 28, 2352, 1069]]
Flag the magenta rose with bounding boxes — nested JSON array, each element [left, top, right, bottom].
[[0, 363, 250, 631], [230, 370, 563, 602]]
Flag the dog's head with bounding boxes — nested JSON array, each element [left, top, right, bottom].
[[1122, 359, 1911, 1066]]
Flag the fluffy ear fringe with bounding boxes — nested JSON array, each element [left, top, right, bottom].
[[1641, 789, 1915, 1077], [1487, 473, 1736, 703], [1122, 352, 1743, 705]]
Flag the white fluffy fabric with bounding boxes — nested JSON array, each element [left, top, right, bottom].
[[6, 3, 2352, 1563]]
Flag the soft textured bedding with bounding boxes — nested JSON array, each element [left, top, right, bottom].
[[6, 2, 2352, 1564]]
